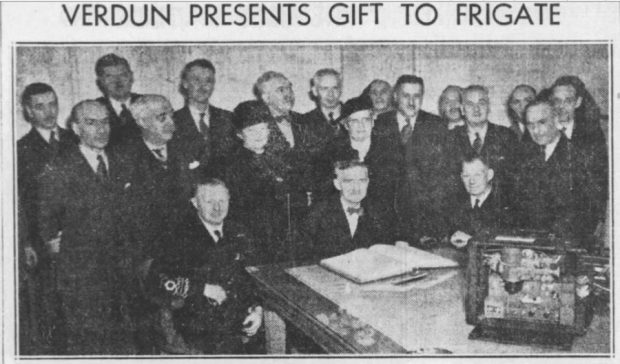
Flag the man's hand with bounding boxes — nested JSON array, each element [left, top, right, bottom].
[[46, 232, 62, 254], [242, 305, 263, 336], [24, 246, 38, 268], [450, 231, 472, 249], [203, 284, 227, 305]]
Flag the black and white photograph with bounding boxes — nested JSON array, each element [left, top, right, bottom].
[[2, 1, 618, 361]]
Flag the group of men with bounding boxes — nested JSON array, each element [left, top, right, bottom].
[[17, 53, 608, 355]]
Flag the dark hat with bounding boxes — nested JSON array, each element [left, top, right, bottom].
[[232, 100, 273, 130], [341, 96, 373, 120]]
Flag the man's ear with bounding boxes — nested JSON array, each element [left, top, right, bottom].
[[575, 96, 583, 109], [311, 85, 318, 98], [487, 168, 495, 182], [71, 121, 80, 136], [333, 178, 342, 192]]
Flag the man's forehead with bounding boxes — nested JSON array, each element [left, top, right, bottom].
[[463, 89, 488, 102], [513, 87, 535, 98], [398, 82, 423, 93], [77, 103, 108, 119], [527, 104, 552, 122], [197, 184, 229, 197], [463, 160, 487, 172], [371, 81, 390, 92], [552, 84, 577, 97], [443, 89, 461, 101], [317, 74, 339, 85], [337, 166, 368, 178], [30, 91, 57, 104], [102, 64, 131, 75], [187, 65, 214, 77], [265, 77, 290, 89]]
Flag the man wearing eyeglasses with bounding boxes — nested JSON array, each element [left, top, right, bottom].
[[37, 100, 134, 354]]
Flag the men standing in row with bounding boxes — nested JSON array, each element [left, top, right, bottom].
[[17, 83, 77, 354], [95, 54, 142, 146], [173, 59, 236, 175], [303, 68, 344, 141], [446, 85, 520, 201], [374, 75, 449, 244], [37, 100, 134, 354], [516, 100, 600, 249]]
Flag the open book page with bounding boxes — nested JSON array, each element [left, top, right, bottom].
[[319, 248, 413, 283], [368, 244, 459, 269]]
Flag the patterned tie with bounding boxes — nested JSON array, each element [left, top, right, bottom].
[[199, 112, 209, 139], [120, 103, 131, 125], [346, 206, 364, 216], [400, 118, 413, 145], [49, 130, 59, 154], [96, 154, 108, 180], [473, 132, 482, 154]]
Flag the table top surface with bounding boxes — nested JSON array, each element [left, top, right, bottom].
[[248, 251, 611, 355]]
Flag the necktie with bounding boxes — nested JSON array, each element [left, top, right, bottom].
[[120, 103, 131, 125], [473, 133, 482, 154], [96, 154, 108, 180], [328, 112, 338, 130], [540, 145, 546, 162], [401, 118, 413, 145], [214, 230, 222, 242], [346, 206, 364, 216], [49, 130, 59, 153], [474, 199, 480, 210], [152, 148, 166, 162], [199, 112, 209, 139]]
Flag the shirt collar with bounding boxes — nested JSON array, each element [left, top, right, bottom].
[[350, 138, 371, 160], [321, 104, 341, 121], [340, 196, 362, 214], [397, 112, 417, 131], [470, 186, 492, 208], [558, 119, 574, 139], [198, 215, 223, 241], [109, 97, 131, 116], [35, 125, 59, 143], [78, 143, 107, 172], [467, 122, 489, 142], [189, 104, 210, 128], [545, 135, 561, 161]]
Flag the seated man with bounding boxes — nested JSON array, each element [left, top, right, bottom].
[[148, 178, 262, 354], [296, 160, 392, 262], [449, 155, 512, 249]]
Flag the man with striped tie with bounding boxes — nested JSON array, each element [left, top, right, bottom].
[[37, 100, 134, 354]]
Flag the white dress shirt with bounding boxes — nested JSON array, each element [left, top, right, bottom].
[[559, 119, 574, 140], [322, 105, 341, 121], [277, 119, 295, 148], [199, 216, 224, 243], [144, 139, 168, 162], [341, 197, 361, 238], [79, 144, 108, 174], [35, 126, 59, 143], [189, 104, 210, 131], [467, 123, 488, 147], [397, 112, 417, 132], [470, 187, 492, 208], [109, 97, 131, 116], [544, 135, 561, 161]]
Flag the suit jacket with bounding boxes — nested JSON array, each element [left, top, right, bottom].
[[113, 137, 199, 263], [374, 110, 450, 239], [302, 106, 345, 146], [149, 208, 258, 343], [446, 123, 520, 201], [447, 188, 512, 236], [18, 127, 78, 253], [509, 122, 533, 144], [97, 93, 142, 147], [296, 196, 391, 262], [37, 146, 133, 354], [310, 133, 404, 219], [514, 135, 600, 246], [173, 105, 237, 177]]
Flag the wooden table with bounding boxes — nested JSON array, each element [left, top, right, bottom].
[[247, 261, 611, 355]]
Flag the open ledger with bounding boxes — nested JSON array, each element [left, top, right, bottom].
[[319, 244, 459, 284]]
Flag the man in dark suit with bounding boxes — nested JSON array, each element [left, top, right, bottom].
[[17, 82, 77, 354], [95, 53, 142, 146], [311, 96, 403, 220], [374, 75, 449, 244], [225, 100, 305, 265], [549, 76, 608, 225], [37, 100, 134, 354], [302, 68, 344, 142], [448, 155, 512, 249], [446, 85, 520, 203], [506, 84, 536, 142], [297, 160, 392, 262], [438, 85, 465, 131], [515, 100, 600, 249], [173, 59, 236, 176], [147, 178, 262, 354]]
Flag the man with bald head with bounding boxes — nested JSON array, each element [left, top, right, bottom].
[[515, 100, 600, 249], [37, 100, 134, 354]]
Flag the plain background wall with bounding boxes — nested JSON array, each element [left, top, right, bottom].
[[14, 44, 609, 139]]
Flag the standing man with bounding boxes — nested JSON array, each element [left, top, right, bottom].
[[173, 59, 236, 175], [17, 82, 77, 354], [95, 53, 142, 146], [37, 100, 134, 354], [438, 85, 466, 130], [445, 85, 520, 202], [515, 100, 599, 249], [374, 75, 449, 245], [362, 79, 393, 119], [297, 160, 392, 262], [148, 178, 262, 354], [303, 68, 344, 140]]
